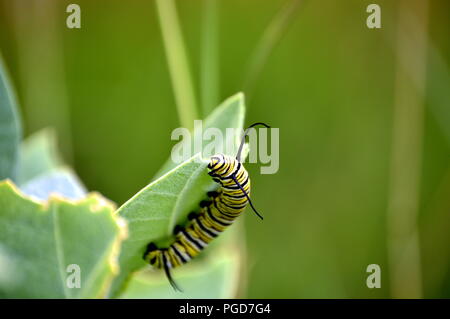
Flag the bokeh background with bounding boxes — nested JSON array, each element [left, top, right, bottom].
[[0, 0, 449, 298]]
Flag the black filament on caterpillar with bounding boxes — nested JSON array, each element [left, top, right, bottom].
[[143, 122, 270, 291]]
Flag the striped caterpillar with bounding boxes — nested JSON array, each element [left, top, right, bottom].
[[143, 123, 269, 291]]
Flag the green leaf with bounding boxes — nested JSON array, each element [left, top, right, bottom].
[[17, 129, 86, 201], [119, 251, 240, 299], [108, 93, 246, 297], [21, 166, 87, 201], [155, 0, 199, 130], [0, 180, 127, 298], [155, 92, 245, 177], [17, 128, 62, 186], [0, 243, 22, 293], [109, 154, 210, 297], [0, 55, 22, 182]]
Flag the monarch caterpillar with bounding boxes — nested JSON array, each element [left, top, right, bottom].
[[143, 122, 270, 291]]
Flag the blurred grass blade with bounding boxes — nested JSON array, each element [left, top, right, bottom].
[[386, 0, 428, 299], [425, 44, 450, 144], [243, 0, 302, 96], [421, 167, 450, 296], [381, 3, 450, 146], [155, 0, 199, 130], [200, 0, 220, 116], [0, 52, 22, 182], [11, 0, 73, 162]]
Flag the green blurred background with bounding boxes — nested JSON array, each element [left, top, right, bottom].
[[0, 0, 449, 298]]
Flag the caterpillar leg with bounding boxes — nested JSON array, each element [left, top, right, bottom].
[[162, 252, 183, 292], [143, 242, 157, 260], [143, 243, 183, 292], [207, 190, 220, 198], [199, 200, 212, 208], [173, 225, 183, 235], [197, 190, 220, 209], [188, 212, 197, 220]]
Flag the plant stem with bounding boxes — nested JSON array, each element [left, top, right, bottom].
[[155, 0, 198, 130], [243, 0, 302, 98], [200, 0, 219, 117], [386, 0, 428, 298], [11, 0, 73, 163]]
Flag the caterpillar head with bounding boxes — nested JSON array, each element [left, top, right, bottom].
[[207, 155, 221, 169], [207, 154, 238, 172], [208, 154, 227, 170], [143, 243, 160, 267]]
